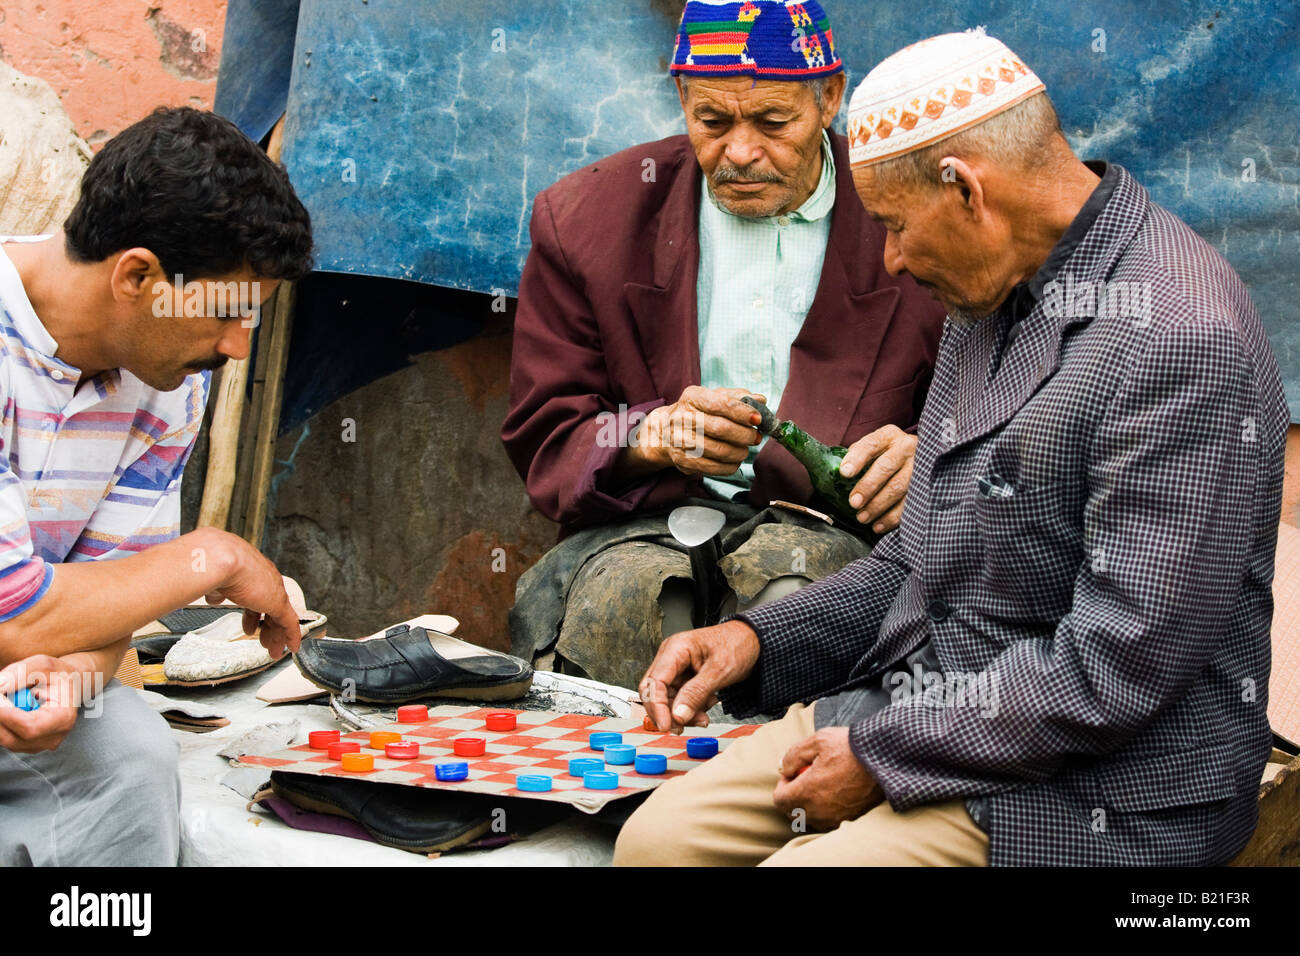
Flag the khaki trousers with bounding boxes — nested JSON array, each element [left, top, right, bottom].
[[613, 702, 989, 866]]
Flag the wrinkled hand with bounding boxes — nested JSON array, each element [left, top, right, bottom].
[[639, 619, 761, 733], [0, 655, 82, 753], [203, 533, 302, 659], [773, 727, 883, 831], [636, 386, 764, 478], [838, 424, 917, 533]]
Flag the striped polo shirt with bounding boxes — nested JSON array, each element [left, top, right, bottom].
[[0, 236, 209, 622]]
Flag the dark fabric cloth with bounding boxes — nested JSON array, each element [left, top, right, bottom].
[[723, 164, 1289, 866], [509, 497, 873, 667], [500, 132, 946, 537]]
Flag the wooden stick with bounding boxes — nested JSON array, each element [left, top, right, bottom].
[[243, 281, 295, 549], [196, 357, 250, 530]]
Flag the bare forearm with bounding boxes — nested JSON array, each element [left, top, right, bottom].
[[0, 527, 240, 665], [60, 636, 130, 694]]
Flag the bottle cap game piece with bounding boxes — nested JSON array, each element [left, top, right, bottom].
[[485, 711, 517, 731], [10, 688, 40, 712], [603, 744, 635, 765], [568, 757, 604, 777], [385, 741, 420, 759], [642, 715, 658, 732], [328, 741, 362, 760], [396, 704, 429, 723], [341, 753, 374, 772], [686, 737, 719, 759], [369, 731, 402, 749], [589, 732, 622, 751], [583, 771, 619, 790], [516, 774, 553, 792], [453, 736, 486, 757], [635, 753, 667, 775], [308, 730, 341, 750], [435, 761, 469, 781]]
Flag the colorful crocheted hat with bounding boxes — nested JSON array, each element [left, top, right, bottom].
[[847, 28, 1045, 166], [670, 1, 844, 81]]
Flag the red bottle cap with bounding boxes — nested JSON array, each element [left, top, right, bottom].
[[385, 741, 420, 760], [484, 711, 517, 731], [453, 736, 486, 757], [308, 730, 341, 750], [396, 705, 429, 723], [327, 741, 361, 760]]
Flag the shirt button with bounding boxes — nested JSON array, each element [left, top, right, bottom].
[[777, 216, 791, 227], [50, 369, 64, 381], [927, 599, 950, 622], [753, 298, 764, 309]]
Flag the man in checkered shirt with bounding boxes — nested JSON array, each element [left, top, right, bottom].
[[615, 30, 1288, 866]]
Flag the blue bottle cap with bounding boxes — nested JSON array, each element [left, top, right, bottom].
[[568, 757, 604, 777], [11, 688, 39, 712], [686, 736, 719, 759], [435, 761, 469, 781], [588, 732, 622, 751], [583, 771, 619, 790], [603, 744, 635, 765], [635, 752, 668, 775], [516, 774, 553, 792]]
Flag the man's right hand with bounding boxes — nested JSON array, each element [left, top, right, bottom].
[[200, 530, 303, 661], [639, 619, 761, 733], [0, 655, 81, 753], [617, 386, 764, 479]]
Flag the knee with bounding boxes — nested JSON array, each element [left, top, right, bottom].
[[613, 798, 681, 867], [87, 684, 180, 806]]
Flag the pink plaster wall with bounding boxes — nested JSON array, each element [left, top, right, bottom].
[[0, 0, 227, 148]]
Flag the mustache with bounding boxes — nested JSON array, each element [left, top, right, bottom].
[[712, 164, 783, 185], [187, 355, 229, 373]]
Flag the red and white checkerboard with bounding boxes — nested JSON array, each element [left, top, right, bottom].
[[235, 705, 759, 812]]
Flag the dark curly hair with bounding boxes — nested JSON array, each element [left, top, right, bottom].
[[64, 107, 314, 281]]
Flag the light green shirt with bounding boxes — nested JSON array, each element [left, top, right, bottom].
[[697, 129, 836, 499]]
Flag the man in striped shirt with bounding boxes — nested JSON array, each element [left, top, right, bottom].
[[0, 107, 313, 865]]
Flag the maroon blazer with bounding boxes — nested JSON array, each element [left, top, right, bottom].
[[502, 132, 946, 536]]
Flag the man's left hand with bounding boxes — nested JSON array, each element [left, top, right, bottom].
[[839, 425, 917, 534], [773, 727, 884, 831]]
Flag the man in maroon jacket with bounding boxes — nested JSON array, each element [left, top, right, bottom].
[[502, 1, 945, 689]]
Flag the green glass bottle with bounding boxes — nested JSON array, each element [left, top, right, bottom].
[[741, 397, 860, 524]]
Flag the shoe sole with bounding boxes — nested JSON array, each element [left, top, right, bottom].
[[270, 784, 494, 854], [294, 666, 534, 705]]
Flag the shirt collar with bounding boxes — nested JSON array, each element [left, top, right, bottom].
[[0, 236, 63, 360], [702, 128, 837, 224], [1009, 160, 1119, 318]]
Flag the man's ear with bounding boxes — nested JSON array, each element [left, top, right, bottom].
[[109, 248, 165, 306], [675, 76, 689, 112], [820, 72, 847, 127], [937, 156, 984, 221]]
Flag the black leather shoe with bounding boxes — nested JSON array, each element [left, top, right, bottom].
[[269, 771, 495, 853], [293, 624, 534, 703]]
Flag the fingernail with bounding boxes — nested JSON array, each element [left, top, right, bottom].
[[673, 705, 691, 722], [874, 523, 885, 533], [849, 494, 862, 507]]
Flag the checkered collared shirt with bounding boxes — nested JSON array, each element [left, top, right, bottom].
[[724, 165, 1289, 866]]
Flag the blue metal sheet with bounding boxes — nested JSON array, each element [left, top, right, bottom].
[[213, 0, 301, 143], [268, 0, 1299, 416]]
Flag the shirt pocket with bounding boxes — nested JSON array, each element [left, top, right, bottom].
[[970, 480, 1084, 622]]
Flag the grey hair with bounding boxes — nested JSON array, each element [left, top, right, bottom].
[[679, 75, 831, 109], [870, 91, 1064, 191]]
